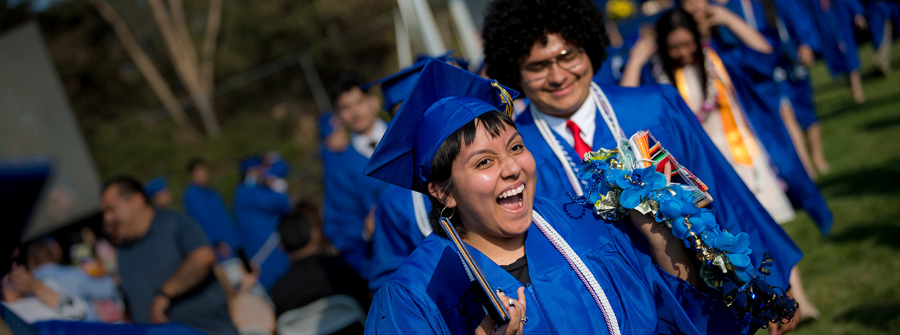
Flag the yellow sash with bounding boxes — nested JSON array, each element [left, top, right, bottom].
[[674, 50, 755, 166]]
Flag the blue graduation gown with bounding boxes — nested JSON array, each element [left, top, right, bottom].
[[183, 183, 242, 256], [720, 0, 822, 130], [233, 184, 292, 290], [771, 0, 823, 130], [365, 197, 751, 334], [710, 38, 833, 233], [515, 84, 801, 288], [803, 0, 864, 76], [321, 143, 391, 280], [368, 185, 432, 292], [866, 0, 900, 49]]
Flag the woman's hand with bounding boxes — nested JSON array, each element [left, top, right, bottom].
[[476, 286, 527, 335], [629, 35, 658, 66], [706, 5, 737, 27]]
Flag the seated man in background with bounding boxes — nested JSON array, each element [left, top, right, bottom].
[[271, 202, 369, 318], [101, 176, 238, 335]]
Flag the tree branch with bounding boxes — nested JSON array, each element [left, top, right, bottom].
[[201, 0, 222, 90], [87, 0, 189, 128]]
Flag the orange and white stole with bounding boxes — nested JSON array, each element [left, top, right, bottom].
[[673, 48, 758, 166]]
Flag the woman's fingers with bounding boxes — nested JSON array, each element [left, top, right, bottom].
[[475, 317, 496, 335]]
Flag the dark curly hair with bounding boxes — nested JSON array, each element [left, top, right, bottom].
[[482, 0, 610, 92]]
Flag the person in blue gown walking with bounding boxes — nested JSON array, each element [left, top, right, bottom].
[[866, 0, 900, 74], [803, 0, 869, 103], [621, 5, 824, 328], [482, 0, 803, 312], [183, 158, 242, 260], [321, 73, 391, 281], [363, 58, 764, 335]]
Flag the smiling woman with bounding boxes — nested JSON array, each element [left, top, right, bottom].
[[362, 59, 755, 335]]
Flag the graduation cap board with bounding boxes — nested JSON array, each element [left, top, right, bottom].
[[144, 176, 167, 198], [364, 59, 519, 325], [364, 51, 469, 112], [0, 157, 53, 276]]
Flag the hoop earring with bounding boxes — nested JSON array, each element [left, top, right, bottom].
[[440, 206, 455, 220]]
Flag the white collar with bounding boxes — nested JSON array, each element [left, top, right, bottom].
[[535, 95, 596, 148], [351, 119, 387, 159]]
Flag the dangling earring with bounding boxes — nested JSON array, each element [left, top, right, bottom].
[[440, 206, 455, 220]]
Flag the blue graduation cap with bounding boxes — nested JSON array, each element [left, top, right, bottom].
[[239, 156, 262, 174], [144, 176, 168, 197], [365, 51, 469, 112], [364, 59, 518, 194]]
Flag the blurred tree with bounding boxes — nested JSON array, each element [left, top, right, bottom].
[[88, 0, 223, 137]]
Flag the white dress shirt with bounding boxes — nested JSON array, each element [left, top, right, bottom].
[[538, 96, 597, 148], [351, 119, 387, 159]]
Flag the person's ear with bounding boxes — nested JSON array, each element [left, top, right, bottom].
[[427, 182, 457, 209]]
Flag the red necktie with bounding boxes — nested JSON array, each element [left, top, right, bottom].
[[565, 120, 591, 160]]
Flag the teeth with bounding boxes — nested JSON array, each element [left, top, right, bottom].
[[499, 184, 526, 199]]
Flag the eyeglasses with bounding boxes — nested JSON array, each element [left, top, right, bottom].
[[521, 48, 586, 83]]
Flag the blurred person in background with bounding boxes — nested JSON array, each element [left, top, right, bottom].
[[321, 72, 390, 282], [802, 0, 868, 103], [233, 161, 292, 291], [23, 237, 121, 323], [271, 202, 369, 321], [366, 54, 468, 292], [2, 265, 91, 324], [622, 6, 797, 223], [184, 157, 243, 261], [144, 176, 172, 210], [865, 0, 900, 75], [707, 0, 822, 179], [102, 176, 238, 335]]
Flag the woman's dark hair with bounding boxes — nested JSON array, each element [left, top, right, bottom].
[[426, 111, 517, 239], [656, 8, 708, 100], [482, 0, 609, 92]]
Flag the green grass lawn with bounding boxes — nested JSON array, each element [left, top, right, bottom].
[[754, 43, 900, 334]]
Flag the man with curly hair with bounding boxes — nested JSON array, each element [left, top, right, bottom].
[[482, 0, 802, 326]]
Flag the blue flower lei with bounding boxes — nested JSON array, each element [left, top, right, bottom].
[[571, 148, 797, 328]]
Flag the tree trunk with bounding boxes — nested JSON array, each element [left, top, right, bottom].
[[88, 0, 190, 129], [147, 0, 221, 137]]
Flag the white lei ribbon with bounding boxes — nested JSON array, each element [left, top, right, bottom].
[[532, 210, 621, 335], [411, 190, 433, 237], [528, 82, 627, 197]]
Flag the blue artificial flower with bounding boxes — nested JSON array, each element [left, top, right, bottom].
[[618, 166, 667, 209], [715, 231, 753, 281], [671, 217, 690, 239]]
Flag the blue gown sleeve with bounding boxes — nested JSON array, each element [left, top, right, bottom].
[[843, 0, 864, 16], [321, 150, 374, 277], [776, 0, 821, 52], [246, 187, 291, 214], [369, 189, 421, 292], [365, 282, 448, 335]]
